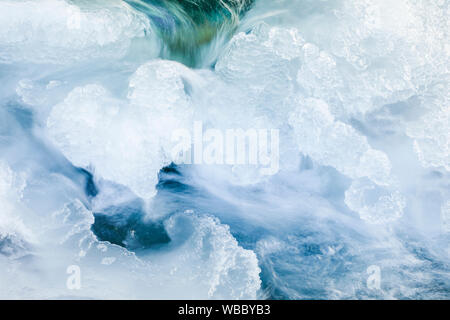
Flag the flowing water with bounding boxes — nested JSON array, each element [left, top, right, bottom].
[[0, 0, 449, 299]]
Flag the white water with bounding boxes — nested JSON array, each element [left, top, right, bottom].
[[0, 0, 449, 299]]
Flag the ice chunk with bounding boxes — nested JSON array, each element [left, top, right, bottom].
[[46, 84, 164, 199], [129, 59, 197, 111], [128, 59, 197, 155], [16, 79, 65, 107], [288, 97, 392, 185], [246, 0, 448, 118], [345, 178, 406, 224], [216, 24, 302, 105], [158, 213, 261, 299], [47, 60, 196, 199], [288, 98, 405, 223], [0, 0, 156, 64], [1, 199, 261, 299]]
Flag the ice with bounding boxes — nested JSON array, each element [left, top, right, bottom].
[[1, 0, 449, 300], [406, 104, 450, 171], [0, 0, 156, 64], [154, 212, 261, 299], [344, 178, 406, 224], [128, 59, 198, 155], [1, 198, 261, 299], [47, 84, 165, 199], [288, 97, 393, 184], [244, 0, 449, 119], [129, 60, 195, 111], [216, 24, 301, 111], [287, 97, 405, 223], [1, 142, 261, 299], [47, 60, 196, 199]]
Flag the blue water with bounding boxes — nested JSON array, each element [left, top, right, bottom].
[[0, 0, 449, 299]]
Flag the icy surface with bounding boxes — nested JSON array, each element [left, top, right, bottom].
[[1, 195, 260, 298], [47, 60, 196, 199], [47, 83, 165, 199], [0, 0, 155, 64], [0, 0, 449, 299]]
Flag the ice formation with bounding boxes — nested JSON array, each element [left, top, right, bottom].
[[0, 0, 449, 299]]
